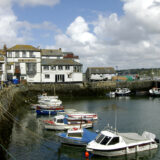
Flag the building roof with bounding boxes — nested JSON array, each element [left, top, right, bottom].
[[0, 49, 6, 55], [7, 45, 40, 51], [41, 49, 63, 56], [42, 59, 82, 66], [86, 67, 115, 74]]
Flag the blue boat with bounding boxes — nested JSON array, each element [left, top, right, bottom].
[[57, 128, 97, 146], [36, 109, 64, 115]]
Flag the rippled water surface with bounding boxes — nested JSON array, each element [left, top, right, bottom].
[[7, 96, 160, 160]]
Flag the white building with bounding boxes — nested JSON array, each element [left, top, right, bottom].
[[0, 49, 7, 82], [41, 48, 63, 59], [86, 67, 116, 82], [41, 59, 83, 83], [6, 45, 41, 83]]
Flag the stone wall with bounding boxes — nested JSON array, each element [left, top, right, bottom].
[[26, 80, 154, 96]]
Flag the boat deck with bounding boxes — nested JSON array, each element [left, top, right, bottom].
[[118, 133, 149, 144]]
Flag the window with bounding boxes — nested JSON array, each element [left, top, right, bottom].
[[68, 133, 82, 138], [65, 66, 70, 70], [7, 65, 11, 70], [22, 51, 26, 58], [95, 134, 105, 143], [58, 66, 63, 70], [15, 52, 19, 58], [51, 66, 56, 70], [45, 74, 50, 79], [43, 66, 49, 70], [57, 119, 64, 123], [108, 137, 119, 145], [100, 136, 111, 145], [30, 51, 35, 58], [26, 63, 36, 75], [0, 64, 2, 70], [8, 52, 12, 58], [74, 66, 82, 72]]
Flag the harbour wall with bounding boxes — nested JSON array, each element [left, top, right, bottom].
[[0, 85, 32, 160], [27, 80, 155, 96]]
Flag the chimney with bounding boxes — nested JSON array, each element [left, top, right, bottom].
[[59, 48, 62, 51], [3, 44, 7, 51]]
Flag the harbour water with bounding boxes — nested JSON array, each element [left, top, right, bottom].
[[6, 96, 160, 160]]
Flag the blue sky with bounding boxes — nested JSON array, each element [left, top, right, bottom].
[[12, 0, 124, 47], [1, 0, 160, 70]]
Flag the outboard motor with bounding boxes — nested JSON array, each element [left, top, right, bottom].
[[155, 138, 160, 143]]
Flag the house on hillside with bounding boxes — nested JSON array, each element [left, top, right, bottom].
[[6, 45, 41, 82], [86, 67, 116, 82], [41, 59, 83, 83]]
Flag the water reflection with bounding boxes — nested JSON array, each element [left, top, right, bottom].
[[57, 144, 157, 160], [7, 97, 160, 160]]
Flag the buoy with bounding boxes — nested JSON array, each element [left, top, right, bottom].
[[85, 151, 89, 158]]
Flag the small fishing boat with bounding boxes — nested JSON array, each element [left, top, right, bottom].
[[115, 88, 131, 96], [67, 112, 98, 120], [149, 87, 160, 96], [86, 125, 159, 157], [57, 128, 97, 146], [36, 105, 64, 110], [44, 115, 93, 130], [36, 108, 64, 115]]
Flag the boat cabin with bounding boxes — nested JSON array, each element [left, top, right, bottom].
[[67, 128, 83, 138], [94, 130, 121, 146]]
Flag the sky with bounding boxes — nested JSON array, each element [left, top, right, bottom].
[[1, 0, 160, 71]]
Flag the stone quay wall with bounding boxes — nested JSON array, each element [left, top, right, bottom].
[[27, 80, 154, 96]]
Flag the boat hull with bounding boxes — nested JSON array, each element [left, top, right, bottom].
[[87, 143, 158, 157], [36, 109, 64, 115], [44, 123, 93, 130]]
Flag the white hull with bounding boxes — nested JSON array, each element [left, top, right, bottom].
[[44, 123, 93, 130], [88, 143, 157, 157]]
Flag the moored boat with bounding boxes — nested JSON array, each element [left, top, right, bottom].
[[86, 126, 159, 157], [115, 88, 131, 96], [57, 128, 97, 146], [67, 112, 98, 120], [43, 115, 93, 130], [149, 87, 160, 96]]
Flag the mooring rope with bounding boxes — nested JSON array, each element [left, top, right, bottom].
[[0, 143, 17, 160]]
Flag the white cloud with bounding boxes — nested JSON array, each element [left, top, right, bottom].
[[53, 0, 160, 70], [0, 0, 60, 48], [14, 0, 60, 7]]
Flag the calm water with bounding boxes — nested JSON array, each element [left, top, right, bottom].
[[7, 96, 160, 160]]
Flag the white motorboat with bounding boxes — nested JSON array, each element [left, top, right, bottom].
[[67, 112, 98, 120], [115, 88, 131, 96], [43, 115, 93, 130], [149, 87, 160, 96], [86, 126, 159, 157]]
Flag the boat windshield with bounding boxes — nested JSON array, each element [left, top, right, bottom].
[[68, 132, 82, 138], [95, 134, 111, 144], [57, 119, 64, 123]]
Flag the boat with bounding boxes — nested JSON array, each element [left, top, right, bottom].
[[43, 115, 93, 130], [149, 87, 160, 96], [36, 108, 64, 115], [57, 128, 97, 146], [86, 125, 159, 157], [115, 88, 131, 96], [36, 105, 64, 110], [67, 112, 98, 120]]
